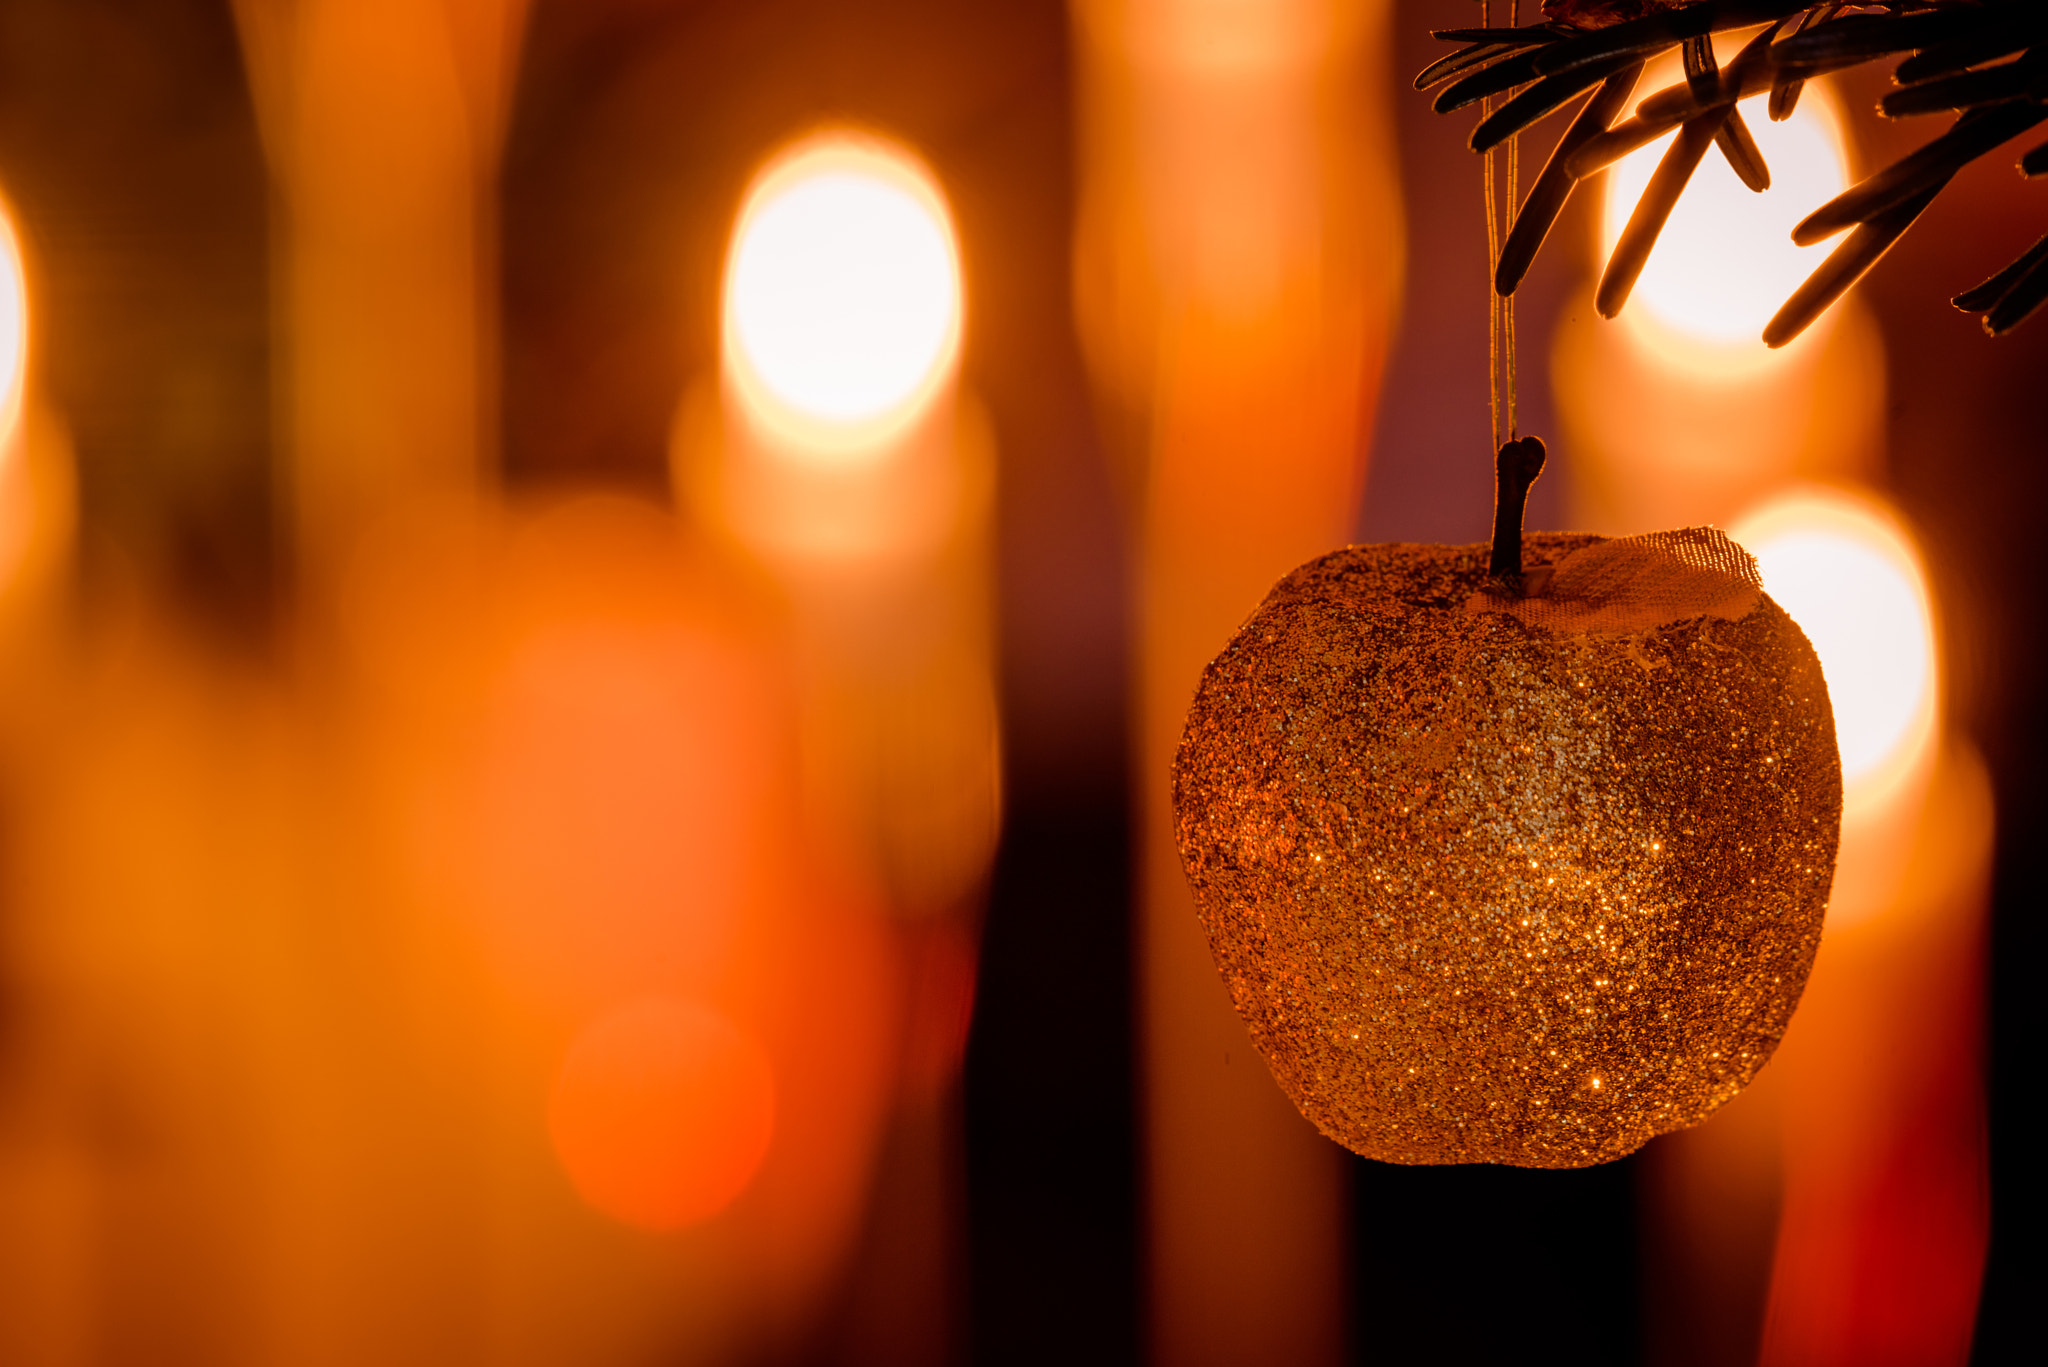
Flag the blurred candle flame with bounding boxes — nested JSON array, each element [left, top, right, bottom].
[[724, 133, 962, 460], [0, 202, 24, 454], [1732, 487, 1938, 826], [706, 132, 970, 566], [1601, 62, 1849, 370], [0, 195, 46, 598]]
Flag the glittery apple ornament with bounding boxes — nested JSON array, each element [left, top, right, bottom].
[[1172, 440, 1840, 1167]]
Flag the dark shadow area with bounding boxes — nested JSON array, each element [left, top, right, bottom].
[[0, 0, 275, 635], [1351, 1153, 1643, 1367], [966, 805, 1137, 1367]]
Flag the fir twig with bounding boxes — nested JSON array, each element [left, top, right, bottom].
[[1766, 180, 1946, 347], [1954, 231, 2048, 334], [1794, 102, 2048, 246], [1497, 62, 1646, 295], [1422, 0, 2048, 342]]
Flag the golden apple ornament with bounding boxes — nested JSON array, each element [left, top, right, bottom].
[[1171, 439, 1840, 1167]]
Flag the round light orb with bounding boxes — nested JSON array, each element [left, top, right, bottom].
[[1602, 69, 1849, 365], [724, 132, 962, 457], [549, 996, 776, 1230], [1731, 487, 1936, 815]]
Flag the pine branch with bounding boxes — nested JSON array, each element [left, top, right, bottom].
[[1424, 0, 2048, 342], [1496, 62, 1647, 295]]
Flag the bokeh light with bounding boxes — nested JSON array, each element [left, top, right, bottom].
[[1732, 487, 1937, 815], [724, 132, 962, 457], [433, 497, 786, 1012], [0, 201, 27, 450], [1602, 71, 1849, 365], [549, 996, 777, 1231]]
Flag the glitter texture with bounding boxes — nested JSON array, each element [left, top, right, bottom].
[[1172, 535, 1841, 1168]]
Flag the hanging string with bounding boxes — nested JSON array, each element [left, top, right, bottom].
[[1481, 0, 1499, 453], [1480, 0, 1521, 453], [1504, 0, 1519, 442], [1482, 0, 1543, 585]]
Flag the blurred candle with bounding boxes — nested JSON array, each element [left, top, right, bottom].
[[1072, 2, 1401, 1362], [683, 128, 997, 1363], [1642, 486, 1986, 1366], [232, 0, 533, 587], [1566, 50, 1989, 1365], [1556, 61, 1881, 534], [687, 128, 1001, 930], [210, 8, 547, 1361], [1727, 489, 1990, 1367], [688, 125, 1001, 918]]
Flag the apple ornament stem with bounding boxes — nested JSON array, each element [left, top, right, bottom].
[[1170, 442, 1840, 1167]]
